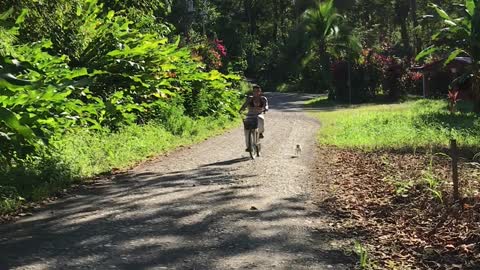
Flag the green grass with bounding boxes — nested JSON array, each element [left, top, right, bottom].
[[0, 115, 240, 213], [310, 98, 480, 152], [305, 96, 337, 108], [54, 115, 240, 178]]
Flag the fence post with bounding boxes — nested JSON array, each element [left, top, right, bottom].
[[450, 139, 460, 201]]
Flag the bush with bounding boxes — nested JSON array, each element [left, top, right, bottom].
[[0, 0, 244, 213], [0, 186, 23, 214]]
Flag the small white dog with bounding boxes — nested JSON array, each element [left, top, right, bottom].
[[295, 144, 302, 156]]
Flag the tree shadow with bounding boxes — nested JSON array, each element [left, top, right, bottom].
[[200, 157, 251, 167], [0, 163, 355, 269]]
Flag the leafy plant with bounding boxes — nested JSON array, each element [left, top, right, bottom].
[[417, 0, 480, 112], [301, 0, 361, 98], [0, 185, 24, 214], [0, 0, 243, 213], [394, 178, 415, 197]]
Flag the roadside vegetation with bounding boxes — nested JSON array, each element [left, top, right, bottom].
[[2, 0, 480, 268], [309, 96, 480, 269], [0, 0, 247, 215], [311, 98, 480, 152]]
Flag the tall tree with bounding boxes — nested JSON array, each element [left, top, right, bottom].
[[301, 0, 360, 97], [394, 0, 412, 56]]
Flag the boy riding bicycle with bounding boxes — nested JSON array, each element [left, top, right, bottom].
[[239, 84, 269, 152]]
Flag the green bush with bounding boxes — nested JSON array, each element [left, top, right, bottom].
[[0, 1, 242, 161], [0, 185, 23, 214], [0, 114, 240, 211], [0, 0, 244, 214]]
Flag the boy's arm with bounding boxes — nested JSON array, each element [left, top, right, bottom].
[[263, 97, 269, 112], [239, 97, 250, 112]]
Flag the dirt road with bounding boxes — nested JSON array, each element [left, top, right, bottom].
[[0, 93, 354, 270]]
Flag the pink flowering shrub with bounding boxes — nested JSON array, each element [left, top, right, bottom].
[[214, 39, 227, 57], [192, 39, 227, 70]]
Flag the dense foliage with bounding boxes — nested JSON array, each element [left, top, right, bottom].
[[171, 0, 479, 104], [417, 0, 480, 111], [0, 0, 243, 208], [2, 0, 479, 213]]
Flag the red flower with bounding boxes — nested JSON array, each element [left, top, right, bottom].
[[214, 39, 227, 57], [410, 72, 423, 81], [448, 89, 460, 103], [448, 89, 460, 113]]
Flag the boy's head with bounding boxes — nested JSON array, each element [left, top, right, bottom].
[[252, 84, 262, 97]]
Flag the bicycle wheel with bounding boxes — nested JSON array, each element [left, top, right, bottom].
[[248, 129, 257, 160]]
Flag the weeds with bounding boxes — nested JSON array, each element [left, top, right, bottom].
[[421, 152, 445, 203], [0, 186, 24, 215], [393, 178, 415, 197], [354, 241, 377, 270]]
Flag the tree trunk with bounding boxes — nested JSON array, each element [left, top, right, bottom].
[[347, 60, 352, 104], [273, 0, 279, 41], [279, 0, 288, 44], [395, 1, 411, 56], [247, 0, 257, 36], [400, 20, 411, 56], [319, 44, 333, 97], [472, 71, 480, 113], [410, 0, 421, 55]]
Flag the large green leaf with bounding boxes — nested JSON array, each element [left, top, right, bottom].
[[416, 46, 438, 61], [444, 20, 457, 27], [66, 68, 89, 80], [0, 8, 13, 21], [466, 0, 476, 16], [15, 9, 28, 25], [444, 48, 468, 65], [0, 107, 36, 141], [0, 73, 33, 93], [431, 4, 452, 21]]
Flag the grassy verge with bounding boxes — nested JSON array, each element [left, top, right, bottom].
[[0, 115, 240, 215], [55, 115, 240, 178], [308, 97, 480, 268], [309, 97, 480, 152]]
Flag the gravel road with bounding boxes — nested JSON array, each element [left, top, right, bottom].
[[0, 93, 354, 270]]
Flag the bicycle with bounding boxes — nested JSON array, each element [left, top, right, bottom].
[[243, 115, 263, 160]]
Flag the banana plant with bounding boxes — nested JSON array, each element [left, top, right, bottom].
[[417, 0, 480, 112]]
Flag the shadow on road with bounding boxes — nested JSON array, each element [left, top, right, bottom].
[[0, 161, 354, 269], [265, 92, 341, 113], [0, 91, 356, 269], [200, 157, 251, 167]]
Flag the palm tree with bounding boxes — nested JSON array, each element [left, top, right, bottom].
[[301, 0, 361, 99]]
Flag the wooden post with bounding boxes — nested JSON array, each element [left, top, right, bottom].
[[422, 73, 429, 98], [348, 61, 352, 105], [450, 139, 460, 201]]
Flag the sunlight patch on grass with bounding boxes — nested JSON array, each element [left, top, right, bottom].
[[311, 100, 480, 151]]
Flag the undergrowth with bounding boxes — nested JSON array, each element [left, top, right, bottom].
[[0, 115, 240, 214]]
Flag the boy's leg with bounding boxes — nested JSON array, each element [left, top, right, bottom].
[[257, 115, 265, 137]]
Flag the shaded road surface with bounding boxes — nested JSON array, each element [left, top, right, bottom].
[[0, 93, 354, 270]]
